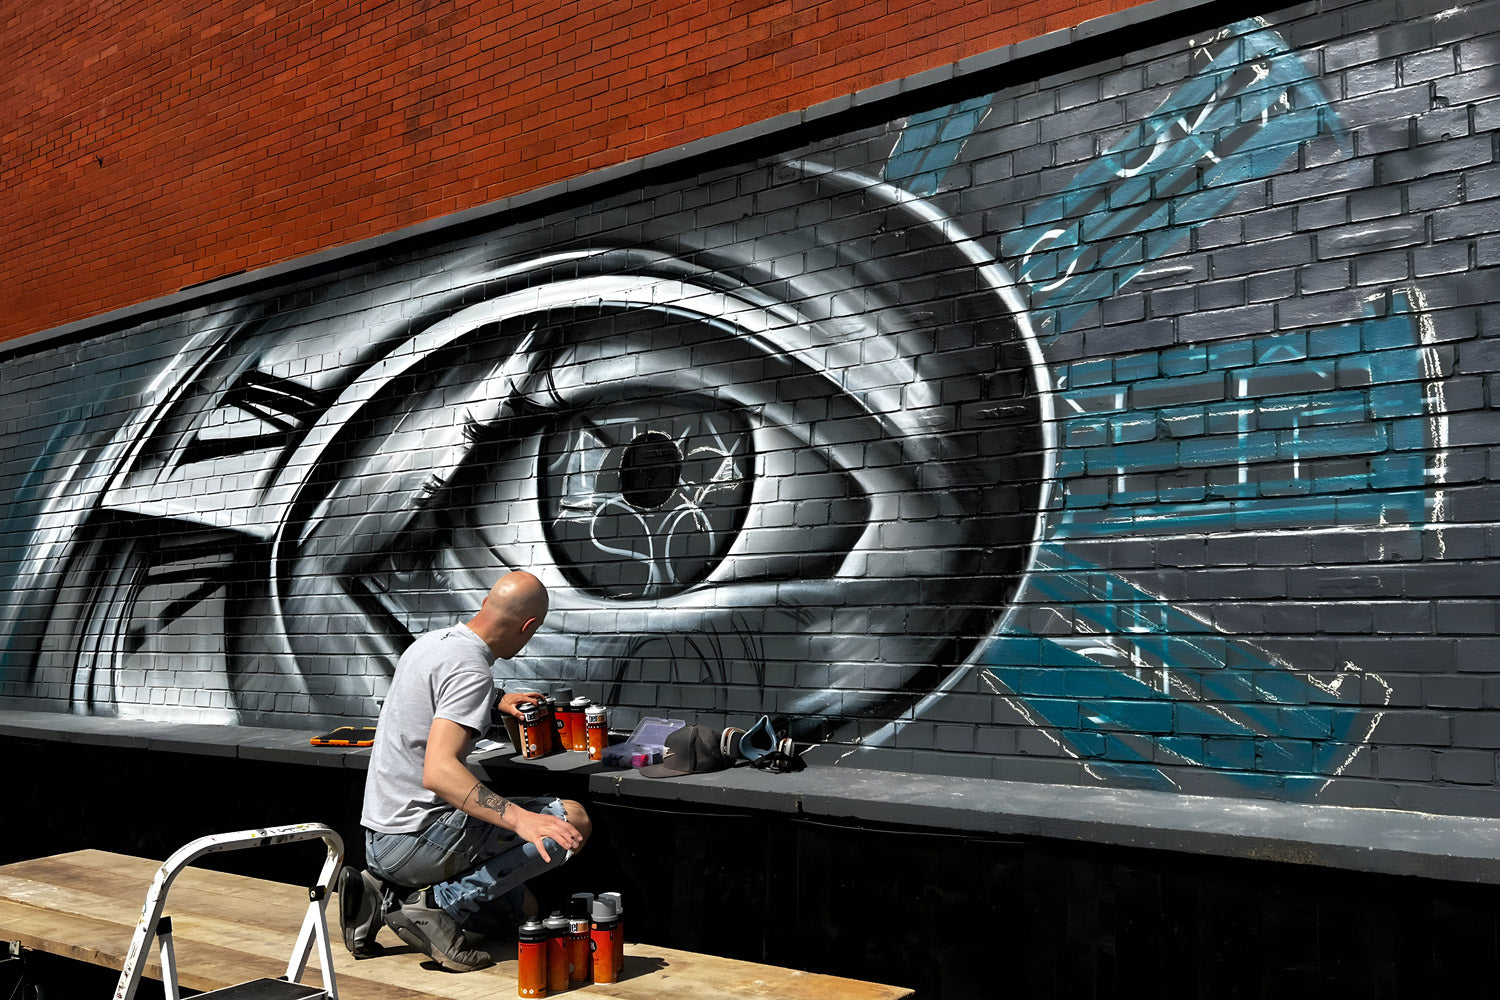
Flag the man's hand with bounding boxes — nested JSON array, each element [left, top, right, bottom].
[[425, 717, 584, 863], [496, 691, 543, 719], [508, 807, 585, 864]]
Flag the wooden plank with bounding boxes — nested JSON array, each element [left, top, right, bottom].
[[0, 897, 432, 1000], [0, 851, 913, 1000], [0, 856, 322, 976]]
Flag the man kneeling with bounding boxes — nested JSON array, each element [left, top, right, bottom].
[[340, 571, 590, 971]]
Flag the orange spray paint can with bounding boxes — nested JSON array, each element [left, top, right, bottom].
[[585, 704, 608, 761], [567, 893, 593, 985], [564, 696, 591, 750], [590, 897, 619, 984], [544, 911, 570, 993], [517, 918, 548, 998], [519, 703, 547, 760]]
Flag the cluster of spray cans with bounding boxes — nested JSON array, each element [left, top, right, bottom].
[[513, 686, 608, 762], [516, 891, 625, 997]]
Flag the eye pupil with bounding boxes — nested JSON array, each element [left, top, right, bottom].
[[543, 405, 754, 599], [619, 432, 682, 511]]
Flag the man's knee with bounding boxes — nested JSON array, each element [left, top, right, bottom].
[[562, 800, 592, 845]]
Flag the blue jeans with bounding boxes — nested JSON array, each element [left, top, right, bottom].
[[365, 796, 571, 933]]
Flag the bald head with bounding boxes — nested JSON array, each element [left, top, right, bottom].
[[468, 571, 549, 659]]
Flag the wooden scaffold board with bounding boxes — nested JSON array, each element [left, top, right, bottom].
[[0, 850, 912, 1000]]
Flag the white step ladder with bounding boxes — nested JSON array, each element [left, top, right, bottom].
[[114, 823, 345, 1000]]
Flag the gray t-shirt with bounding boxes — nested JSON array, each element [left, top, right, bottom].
[[361, 623, 496, 834]]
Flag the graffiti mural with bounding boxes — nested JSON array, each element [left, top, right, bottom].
[[2, 2, 1498, 809]]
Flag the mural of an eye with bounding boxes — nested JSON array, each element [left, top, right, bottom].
[[8, 158, 1040, 735], [542, 405, 754, 599], [0, 7, 1479, 808], [260, 161, 1041, 733]]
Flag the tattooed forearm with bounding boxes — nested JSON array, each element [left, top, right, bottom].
[[464, 781, 511, 820]]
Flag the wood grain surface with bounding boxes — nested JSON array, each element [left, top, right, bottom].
[[0, 850, 912, 1000]]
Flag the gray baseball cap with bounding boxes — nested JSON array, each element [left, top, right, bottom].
[[639, 724, 732, 778]]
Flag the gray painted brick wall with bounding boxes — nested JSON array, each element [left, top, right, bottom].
[[2, 0, 1500, 819]]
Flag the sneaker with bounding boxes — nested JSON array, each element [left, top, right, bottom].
[[385, 887, 494, 972], [337, 867, 385, 959]]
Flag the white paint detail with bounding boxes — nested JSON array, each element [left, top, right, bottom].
[[1407, 284, 1450, 557]]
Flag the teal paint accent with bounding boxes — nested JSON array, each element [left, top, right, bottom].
[[980, 544, 1382, 780], [1050, 305, 1432, 537], [885, 96, 992, 196], [1001, 20, 1343, 336]]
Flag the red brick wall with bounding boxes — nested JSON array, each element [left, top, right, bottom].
[[0, 0, 1151, 345]]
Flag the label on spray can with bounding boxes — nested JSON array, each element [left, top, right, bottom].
[[599, 891, 624, 974], [520, 704, 546, 760], [586, 704, 608, 761], [544, 912, 571, 993], [550, 689, 572, 747], [565, 696, 591, 751], [590, 897, 619, 984], [537, 696, 557, 755], [568, 892, 594, 984]]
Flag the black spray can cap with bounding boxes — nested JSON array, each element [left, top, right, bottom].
[[569, 892, 594, 919]]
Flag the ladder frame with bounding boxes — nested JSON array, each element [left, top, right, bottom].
[[113, 822, 345, 1000]]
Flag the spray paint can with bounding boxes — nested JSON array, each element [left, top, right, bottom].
[[517, 917, 548, 998], [564, 696, 591, 751], [585, 703, 608, 761], [590, 896, 619, 984], [519, 703, 546, 760], [537, 696, 558, 755], [598, 891, 624, 974], [544, 911, 571, 993], [551, 687, 573, 749], [567, 893, 594, 985]]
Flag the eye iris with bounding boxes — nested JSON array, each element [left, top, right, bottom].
[[619, 432, 682, 511], [541, 403, 755, 600]]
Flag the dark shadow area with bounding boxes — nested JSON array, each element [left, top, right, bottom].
[[3, 948, 192, 998], [1, 738, 354, 882], [5, 735, 1500, 999]]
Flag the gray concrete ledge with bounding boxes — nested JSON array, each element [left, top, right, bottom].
[[596, 765, 1500, 886], [0, 709, 370, 769], [5, 708, 1500, 887]]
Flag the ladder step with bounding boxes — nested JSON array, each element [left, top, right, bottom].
[[190, 978, 327, 999]]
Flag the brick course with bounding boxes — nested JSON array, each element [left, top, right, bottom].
[[0, 0, 1151, 344]]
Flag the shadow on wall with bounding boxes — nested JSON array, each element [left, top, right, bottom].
[[2, 6, 1496, 808]]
